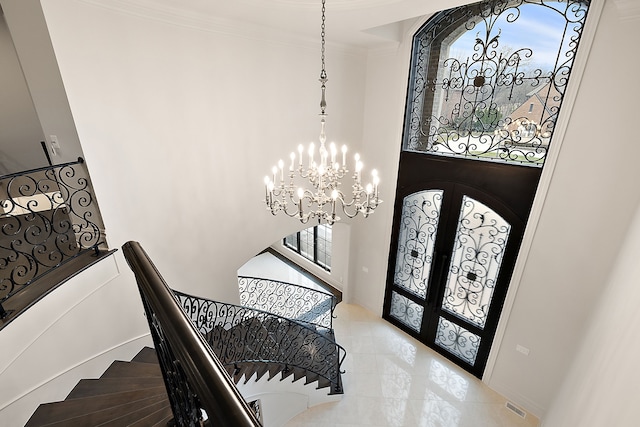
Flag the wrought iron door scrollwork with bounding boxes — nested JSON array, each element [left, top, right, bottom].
[[442, 196, 510, 328], [394, 190, 443, 299]]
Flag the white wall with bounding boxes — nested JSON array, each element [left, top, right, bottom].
[[0, 253, 152, 427], [39, 0, 367, 304], [1, 0, 85, 164], [348, 45, 407, 314], [0, 13, 47, 174], [541, 199, 640, 427]]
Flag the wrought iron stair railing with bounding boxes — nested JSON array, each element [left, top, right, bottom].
[[238, 275, 337, 329], [0, 158, 105, 319], [123, 241, 262, 427], [175, 289, 346, 395]]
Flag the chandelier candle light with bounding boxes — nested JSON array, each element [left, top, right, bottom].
[[263, 0, 381, 225]]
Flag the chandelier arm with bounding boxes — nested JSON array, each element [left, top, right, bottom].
[[262, 0, 381, 225]]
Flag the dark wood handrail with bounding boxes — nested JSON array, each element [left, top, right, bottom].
[[122, 241, 262, 427]]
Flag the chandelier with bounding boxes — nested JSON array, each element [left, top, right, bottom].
[[263, 0, 381, 225]]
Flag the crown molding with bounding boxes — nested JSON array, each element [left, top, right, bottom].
[[77, 0, 367, 57], [614, 0, 640, 21]]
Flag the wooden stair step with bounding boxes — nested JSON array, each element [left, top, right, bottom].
[[292, 367, 307, 383], [25, 388, 167, 426], [304, 372, 319, 385], [90, 399, 169, 426], [280, 366, 295, 381], [152, 413, 175, 427], [267, 363, 284, 380], [253, 363, 270, 382], [126, 404, 174, 427], [66, 377, 165, 399], [26, 394, 168, 427], [100, 360, 162, 379], [131, 347, 158, 364], [232, 363, 254, 384]]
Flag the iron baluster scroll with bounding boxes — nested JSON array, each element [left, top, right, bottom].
[[122, 241, 262, 427], [0, 158, 104, 318], [404, 0, 590, 166], [175, 290, 346, 394], [238, 276, 337, 329]]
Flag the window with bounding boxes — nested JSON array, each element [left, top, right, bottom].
[[284, 225, 332, 271], [402, 0, 591, 167]]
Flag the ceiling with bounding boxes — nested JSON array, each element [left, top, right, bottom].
[[115, 0, 472, 49]]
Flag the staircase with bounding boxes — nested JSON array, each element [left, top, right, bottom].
[[21, 242, 344, 426], [220, 320, 342, 394], [176, 290, 345, 396], [24, 347, 172, 427]]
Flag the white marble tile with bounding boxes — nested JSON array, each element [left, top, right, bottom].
[[241, 253, 539, 427]]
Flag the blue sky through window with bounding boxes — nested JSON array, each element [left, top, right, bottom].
[[449, 2, 587, 72]]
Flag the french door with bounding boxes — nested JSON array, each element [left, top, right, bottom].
[[383, 154, 540, 378]]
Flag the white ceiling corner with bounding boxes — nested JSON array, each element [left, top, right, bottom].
[[614, 0, 640, 21]]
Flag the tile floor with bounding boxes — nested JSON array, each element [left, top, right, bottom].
[[239, 253, 540, 427]]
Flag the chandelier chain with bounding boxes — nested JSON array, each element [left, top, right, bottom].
[[263, 0, 381, 225], [320, 0, 326, 80]]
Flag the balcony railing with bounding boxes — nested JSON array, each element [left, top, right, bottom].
[[0, 158, 105, 318], [238, 276, 337, 329], [176, 290, 345, 394]]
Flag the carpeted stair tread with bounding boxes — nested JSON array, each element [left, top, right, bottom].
[[66, 376, 165, 399], [131, 346, 158, 364], [25, 388, 167, 426], [26, 394, 168, 427], [100, 360, 162, 379]]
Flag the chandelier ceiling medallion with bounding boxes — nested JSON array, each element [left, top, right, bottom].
[[263, 0, 381, 225]]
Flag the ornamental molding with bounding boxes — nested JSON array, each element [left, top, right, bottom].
[[614, 0, 640, 21], [77, 0, 366, 56]]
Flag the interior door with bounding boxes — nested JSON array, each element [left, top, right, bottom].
[[383, 154, 538, 378]]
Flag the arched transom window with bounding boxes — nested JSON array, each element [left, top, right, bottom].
[[403, 0, 590, 167]]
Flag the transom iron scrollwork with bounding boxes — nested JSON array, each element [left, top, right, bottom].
[[404, 0, 590, 166]]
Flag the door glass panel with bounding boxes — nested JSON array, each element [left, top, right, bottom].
[[393, 190, 444, 298], [434, 316, 481, 365], [442, 196, 511, 328], [390, 291, 424, 332]]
